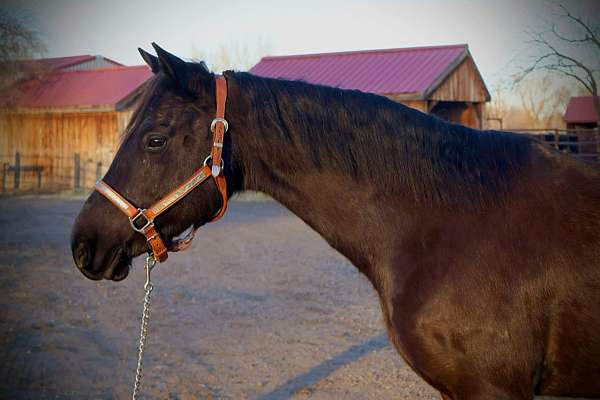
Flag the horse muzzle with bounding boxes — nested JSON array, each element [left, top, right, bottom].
[[72, 235, 132, 281]]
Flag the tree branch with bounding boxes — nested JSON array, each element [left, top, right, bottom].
[[550, 23, 591, 44], [526, 31, 598, 95], [543, 64, 593, 93], [558, 4, 600, 51]]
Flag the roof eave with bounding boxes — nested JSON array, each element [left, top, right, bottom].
[[421, 48, 468, 100], [55, 55, 96, 70], [382, 91, 426, 101], [564, 118, 597, 124], [468, 49, 491, 101], [115, 80, 151, 111], [421, 47, 491, 102]]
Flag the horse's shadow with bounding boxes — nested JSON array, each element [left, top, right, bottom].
[[255, 334, 389, 400]]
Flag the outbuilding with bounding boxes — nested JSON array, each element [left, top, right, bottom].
[[0, 59, 151, 192], [562, 96, 599, 159], [250, 44, 490, 129], [564, 96, 599, 129]]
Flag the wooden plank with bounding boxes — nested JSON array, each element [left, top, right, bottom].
[[428, 58, 490, 102], [0, 109, 125, 191]]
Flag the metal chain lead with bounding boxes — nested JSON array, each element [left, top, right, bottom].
[[132, 255, 156, 400]]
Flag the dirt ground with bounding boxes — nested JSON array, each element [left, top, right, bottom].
[[0, 196, 588, 400], [0, 196, 443, 400]]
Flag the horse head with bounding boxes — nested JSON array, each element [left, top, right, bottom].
[[71, 44, 231, 281]]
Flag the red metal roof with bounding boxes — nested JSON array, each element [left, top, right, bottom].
[[9, 66, 152, 108], [563, 96, 599, 124], [249, 44, 468, 95], [19, 55, 122, 71]]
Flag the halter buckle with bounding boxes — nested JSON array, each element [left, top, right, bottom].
[[129, 209, 153, 233], [210, 117, 228, 133]]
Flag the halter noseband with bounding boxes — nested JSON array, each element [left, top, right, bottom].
[[94, 75, 229, 262]]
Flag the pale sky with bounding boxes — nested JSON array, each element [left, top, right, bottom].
[[4, 0, 599, 91]]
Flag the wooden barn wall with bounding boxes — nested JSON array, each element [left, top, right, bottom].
[[117, 109, 134, 137], [429, 102, 484, 129], [0, 110, 126, 191], [384, 98, 483, 128], [396, 100, 428, 113], [429, 58, 488, 103], [383, 97, 429, 113]]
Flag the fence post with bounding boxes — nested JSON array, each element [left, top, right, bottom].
[[2, 163, 7, 192], [81, 160, 87, 189], [14, 152, 20, 190], [96, 161, 102, 182], [74, 153, 81, 190]]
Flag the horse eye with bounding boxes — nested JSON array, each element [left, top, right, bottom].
[[147, 136, 167, 149]]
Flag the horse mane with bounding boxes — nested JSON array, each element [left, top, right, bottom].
[[230, 71, 533, 208], [122, 66, 534, 208]]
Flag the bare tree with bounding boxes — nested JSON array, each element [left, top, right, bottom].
[[518, 75, 571, 129], [486, 80, 510, 129], [191, 39, 272, 73], [0, 10, 45, 94], [521, 3, 599, 124]]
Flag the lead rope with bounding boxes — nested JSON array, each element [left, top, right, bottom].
[[132, 255, 156, 400]]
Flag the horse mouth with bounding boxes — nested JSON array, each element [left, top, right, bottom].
[[166, 224, 196, 251], [103, 247, 131, 281]]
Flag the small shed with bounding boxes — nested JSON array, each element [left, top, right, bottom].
[[564, 96, 599, 129], [250, 44, 490, 129], [0, 63, 152, 192], [563, 96, 600, 159]]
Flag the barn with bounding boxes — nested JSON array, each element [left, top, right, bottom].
[[0, 57, 152, 192], [250, 44, 490, 129]]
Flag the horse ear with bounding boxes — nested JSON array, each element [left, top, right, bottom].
[[152, 42, 185, 81], [138, 48, 159, 73], [151, 42, 211, 96]]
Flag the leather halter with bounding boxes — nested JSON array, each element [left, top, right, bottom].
[[94, 75, 229, 262]]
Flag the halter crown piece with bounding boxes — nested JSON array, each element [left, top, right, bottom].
[[94, 75, 229, 262]]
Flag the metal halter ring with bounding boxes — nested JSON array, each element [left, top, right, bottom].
[[210, 118, 228, 133], [129, 209, 153, 233], [203, 155, 225, 169], [204, 155, 225, 177]]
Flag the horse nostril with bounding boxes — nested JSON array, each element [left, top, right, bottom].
[[74, 239, 92, 271]]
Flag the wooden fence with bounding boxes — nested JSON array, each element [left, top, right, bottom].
[[509, 128, 600, 162], [0, 151, 108, 193]]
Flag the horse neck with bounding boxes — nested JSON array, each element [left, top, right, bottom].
[[226, 73, 411, 277]]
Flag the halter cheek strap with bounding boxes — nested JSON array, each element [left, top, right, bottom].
[[94, 75, 229, 262]]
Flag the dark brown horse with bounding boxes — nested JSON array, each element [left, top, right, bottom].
[[71, 44, 600, 399]]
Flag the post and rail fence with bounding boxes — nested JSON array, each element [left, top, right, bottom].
[[1, 152, 107, 194], [508, 128, 600, 163]]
